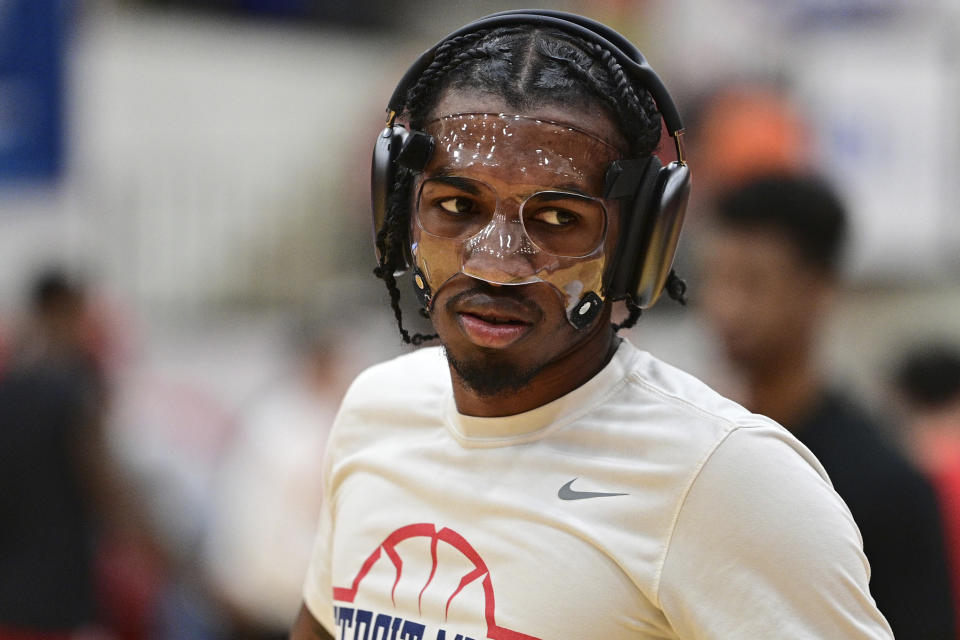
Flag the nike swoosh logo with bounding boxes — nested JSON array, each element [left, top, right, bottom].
[[558, 478, 629, 500]]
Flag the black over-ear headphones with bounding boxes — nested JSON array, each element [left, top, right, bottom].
[[372, 9, 691, 310]]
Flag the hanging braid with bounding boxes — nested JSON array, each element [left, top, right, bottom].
[[665, 269, 687, 306], [373, 260, 436, 346], [373, 166, 437, 345], [612, 295, 643, 332], [611, 269, 688, 332], [374, 24, 687, 344]]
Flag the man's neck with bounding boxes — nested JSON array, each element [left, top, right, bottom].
[[745, 353, 821, 431], [450, 327, 620, 418]]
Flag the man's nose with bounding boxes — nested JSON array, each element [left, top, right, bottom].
[[469, 213, 535, 255], [461, 215, 540, 284]]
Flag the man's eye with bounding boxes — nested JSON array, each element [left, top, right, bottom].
[[533, 208, 577, 226], [438, 197, 473, 214]]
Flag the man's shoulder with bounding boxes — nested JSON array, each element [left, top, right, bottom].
[[326, 347, 450, 453], [341, 346, 450, 409], [355, 345, 448, 384], [580, 341, 817, 478], [621, 352, 842, 535], [618, 341, 762, 431]]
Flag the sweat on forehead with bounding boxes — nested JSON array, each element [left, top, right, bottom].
[[423, 113, 623, 188]]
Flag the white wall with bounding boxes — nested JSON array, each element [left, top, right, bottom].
[[0, 4, 416, 315]]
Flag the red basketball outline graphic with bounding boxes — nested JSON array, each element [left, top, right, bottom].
[[333, 523, 540, 640]]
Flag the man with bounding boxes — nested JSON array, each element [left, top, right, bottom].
[[293, 12, 893, 639], [700, 173, 955, 639]]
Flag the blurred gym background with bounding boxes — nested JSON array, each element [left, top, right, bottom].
[[1, 0, 958, 637]]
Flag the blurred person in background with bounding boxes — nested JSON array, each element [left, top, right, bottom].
[[699, 173, 956, 639], [189, 326, 347, 639], [12, 270, 106, 401], [0, 270, 108, 637], [892, 342, 960, 625], [688, 83, 811, 202], [0, 269, 163, 639]]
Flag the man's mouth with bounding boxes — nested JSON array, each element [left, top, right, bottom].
[[457, 311, 533, 348], [462, 310, 531, 326], [452, 293, 539, 348]]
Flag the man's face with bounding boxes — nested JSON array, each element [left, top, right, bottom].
[[415, 93, 624, 396], [699, 227, 831, 373]]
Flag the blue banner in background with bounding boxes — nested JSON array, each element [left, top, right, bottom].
[[0, 0, 67, 183]]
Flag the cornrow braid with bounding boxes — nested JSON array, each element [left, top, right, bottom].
[[522, 32, 660, 155], [588, 43, 660, 154], [403, 30, 492, 123]]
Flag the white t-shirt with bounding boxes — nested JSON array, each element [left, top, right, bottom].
[[303, 339, 893, 639]]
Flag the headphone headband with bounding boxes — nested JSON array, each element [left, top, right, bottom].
[[387, 10, 684, 138]]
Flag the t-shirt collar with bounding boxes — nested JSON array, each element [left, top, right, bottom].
[[443, 338, 639, 446]]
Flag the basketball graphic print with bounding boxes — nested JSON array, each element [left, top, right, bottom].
[[332, 523, 540, 640]]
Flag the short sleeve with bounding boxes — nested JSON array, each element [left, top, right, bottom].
[[658, 424, 894, 639]]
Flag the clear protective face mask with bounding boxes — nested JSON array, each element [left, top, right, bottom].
[[410, 113, 623, 327]]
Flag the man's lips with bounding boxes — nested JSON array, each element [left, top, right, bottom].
[[459, 309, 531, 326], [454, 292, 539, 325], [450, 292, 540, 348]]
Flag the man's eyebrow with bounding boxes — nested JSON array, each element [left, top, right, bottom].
[[534, 190, 597, 203], [427, 174, 597, 198], [548, 183, 594, 198], [427, 175, 482, 195]]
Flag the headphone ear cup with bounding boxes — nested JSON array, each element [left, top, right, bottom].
[[371, 124, 412, 269], [632, 162, 691, 308], [607, 156, 661, 299]]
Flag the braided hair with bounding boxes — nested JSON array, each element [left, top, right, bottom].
[[375, 26, 687, 344]]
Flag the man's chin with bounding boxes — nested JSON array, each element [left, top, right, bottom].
[[443, 346, 541, 398]]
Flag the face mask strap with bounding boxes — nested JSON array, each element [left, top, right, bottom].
[[412, 266, 433, 308], [569, 292, 604, 329]]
